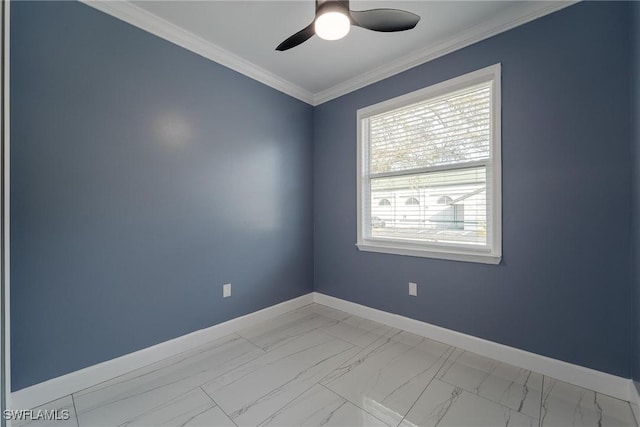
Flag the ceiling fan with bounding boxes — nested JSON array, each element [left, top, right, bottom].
[[276, 0, 420, 51]]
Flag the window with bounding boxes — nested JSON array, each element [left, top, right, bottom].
[[405, 197, 419, 205], [378, 198, 391, 206], [437, 196, 453, 205], [356, 64, 501, 264]]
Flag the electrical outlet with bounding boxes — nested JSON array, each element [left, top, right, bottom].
[[223, 283, 232, 298], [409, 282, 417, 296]]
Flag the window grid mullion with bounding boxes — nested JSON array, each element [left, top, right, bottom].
[[367, 160, 489, 180]]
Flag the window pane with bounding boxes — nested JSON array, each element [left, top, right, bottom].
[[369, 166, 487, 246], [369, 83, 491, 174]]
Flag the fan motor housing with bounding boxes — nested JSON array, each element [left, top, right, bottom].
[[316, 0, 351, 19]]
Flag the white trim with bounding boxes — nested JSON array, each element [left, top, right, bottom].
[[491, 62, 502, 266], [312, 292, 634, 402], [356, 64, 502, 265], [356, 64, 499, 118], [3, 0, 10, 420], [79, 0, 315, 105], [10, 293, 314, 411], [313, 1, 577, 105], [9, 291, 635, 411], [355, 243, 501, 265], [79, 0, 577, 107]]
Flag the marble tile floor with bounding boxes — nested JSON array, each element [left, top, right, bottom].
[[16, 304, 639, 427]]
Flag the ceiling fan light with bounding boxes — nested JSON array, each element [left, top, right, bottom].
[[315, 11, 350, 41]]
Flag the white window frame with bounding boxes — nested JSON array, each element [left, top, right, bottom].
[[356, 64, 502, 264]]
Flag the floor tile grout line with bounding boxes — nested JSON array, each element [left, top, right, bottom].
[[177, 337, 274, 394], [55, 305, 638, 427], [259, 325, 341, 353], [432, 349, 543, 423], [77, 384, 214, 426], [199, 386, 239, 427], [23, 396, 68, 412], [395, 345, 457, 427], [236, 307, 391, 357], [317, 318, 395, 349], [198, 332, 360, 427], [234, 312, 346, 353], [318, 382, 393, 427], [314, 342, 363, 386], [315, 328, 464, 426], [199, 335, 356, 397], [71, 306, 317, 406], [233, 333, 268, 354], [48, 306, 348, 414], [435, 376, 540, 423], [251, 374, 341, 427], [316, 322, 404, 350], [316, 328, 368, 349], [252, 381, 326, 427], [314, 327, 369, 350], [250, 343, 361, 427], [395, 381, 435, 427], [71, 336, 267, 422], [67, 334, 251, 402], [317, 328, 409, 381], [71, 394, 80, 427], [248, 319, 352, 355]]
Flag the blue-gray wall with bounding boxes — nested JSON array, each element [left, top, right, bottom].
[[11, 0, 639, 391], [314, 1, 633, 377], [11, 1, 313, 391], [632, 0, 640, 389]]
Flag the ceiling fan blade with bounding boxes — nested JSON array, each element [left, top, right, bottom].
[[276, 23, 315, 51], [350, 9, 420, 32]]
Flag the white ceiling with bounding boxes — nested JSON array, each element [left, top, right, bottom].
[[88, 0, 576, 104]]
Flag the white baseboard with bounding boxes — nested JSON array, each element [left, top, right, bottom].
[[312, 292, 634, 403], [10, 293, 314, 411], [11, 291, 635, 411]]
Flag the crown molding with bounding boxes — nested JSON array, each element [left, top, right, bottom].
[[81, 0, 577, 107], [80, 0, 315, 105], [312, 1, 578, 105]]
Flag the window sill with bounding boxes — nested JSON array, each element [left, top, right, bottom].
[[356, 242, 502, 265]]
